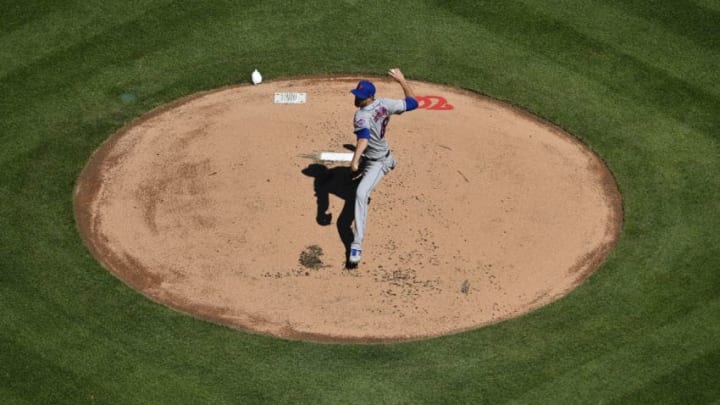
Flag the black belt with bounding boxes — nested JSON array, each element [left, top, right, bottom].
[[362, 151, 390, 161]]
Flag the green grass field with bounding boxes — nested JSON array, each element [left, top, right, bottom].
[[1, 1, 719, 403]]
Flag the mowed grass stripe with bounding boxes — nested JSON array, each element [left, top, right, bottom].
[[510, 296, 720, 403], [693, 0, 720, 12], [615, 348, 720, 404], [1, 272, 284, 404], [0, 1, 236, 121], [518, 0, 720, 97], [0, 0, 276, 164], [0, 334, 120, 404], [604, 0, 720, 51], [0, 0, 174, 79], [438, 1, 720, 136]]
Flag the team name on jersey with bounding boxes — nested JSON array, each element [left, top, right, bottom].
[[373, 107, 389, 123]]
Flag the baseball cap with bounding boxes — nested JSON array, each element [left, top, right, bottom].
[[350, 80, 376, 99]]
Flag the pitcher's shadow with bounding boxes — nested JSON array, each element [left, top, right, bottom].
[[302, 163, 357, 267]]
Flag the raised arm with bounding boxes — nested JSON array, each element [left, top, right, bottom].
[[388, 68, 418, 112], [388, 68, 415, 98]]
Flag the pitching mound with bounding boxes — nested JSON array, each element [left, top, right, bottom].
[[75, 77, 622, 343]]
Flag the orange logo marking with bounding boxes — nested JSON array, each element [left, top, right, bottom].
[[416, 95, 454, 110]]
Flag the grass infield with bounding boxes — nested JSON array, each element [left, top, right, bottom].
[[1, 0, 719, 403]]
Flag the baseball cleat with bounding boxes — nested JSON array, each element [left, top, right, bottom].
[[349, 248, 362, 264]]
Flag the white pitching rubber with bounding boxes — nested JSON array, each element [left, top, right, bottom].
[[319, 152, 354, 162]]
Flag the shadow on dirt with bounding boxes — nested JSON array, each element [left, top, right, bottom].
[[302, 163, 358, 268]]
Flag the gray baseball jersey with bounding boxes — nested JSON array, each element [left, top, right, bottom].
[[353, 98, 408, 159]]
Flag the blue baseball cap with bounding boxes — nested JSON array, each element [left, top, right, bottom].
[[350, 80, 376, 99]]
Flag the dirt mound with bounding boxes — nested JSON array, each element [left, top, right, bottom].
[[75, 77, 622, 343]]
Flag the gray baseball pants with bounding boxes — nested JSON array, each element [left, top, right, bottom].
[[351, 153, 396, 252]]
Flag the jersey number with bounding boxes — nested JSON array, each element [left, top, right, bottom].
[[380, 117, 390, 139]]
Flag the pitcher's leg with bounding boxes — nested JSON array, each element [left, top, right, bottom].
[[352, 161, 386, 251]]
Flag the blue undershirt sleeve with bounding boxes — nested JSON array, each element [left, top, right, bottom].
[[355, 127, 371, 139], [405, 96, 419, 111]]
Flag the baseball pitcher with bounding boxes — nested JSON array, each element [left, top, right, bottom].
[[348, 68, 418, 265]]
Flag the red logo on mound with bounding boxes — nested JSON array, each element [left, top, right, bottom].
[[416, 95, 453, 110]]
